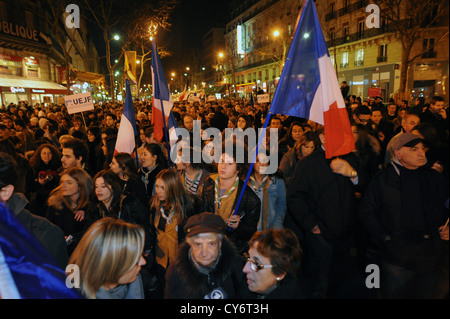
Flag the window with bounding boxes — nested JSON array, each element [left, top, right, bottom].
[[343, 25, 349, 42], [378, 44, 388, 63], [26, 11, 35, 29], [355, 49, 364, 66], [0, 1, 6, 21], [422, 38, 436, 58], [341, 52, 348, 69], [357, 21, 364, 39]]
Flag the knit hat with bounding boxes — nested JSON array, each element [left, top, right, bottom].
[[184, 212, 226, 237], [392, 133, 424, 151]]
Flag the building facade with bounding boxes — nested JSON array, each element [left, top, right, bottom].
[[223, 0, 303, 98], [0, 0, 102, 107], [317, 0, 449, 103], [221, 0, 449, 103]]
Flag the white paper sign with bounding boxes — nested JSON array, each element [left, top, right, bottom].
[[64, 92, 94, 114], [207, 95, 216, 101], [257, 94, 269, 103]]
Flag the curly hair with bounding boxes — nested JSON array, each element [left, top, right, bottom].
[[29, 143, 61, 169]]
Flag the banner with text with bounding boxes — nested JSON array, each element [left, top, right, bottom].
[[64, 92, 94, 114]]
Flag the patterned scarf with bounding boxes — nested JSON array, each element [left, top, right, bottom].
[[214, 175, 239, 210]]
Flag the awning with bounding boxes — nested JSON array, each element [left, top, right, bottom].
[[205, 84, 228, 94], [0, 76, 69, 94], [70, 68, 105, 86]]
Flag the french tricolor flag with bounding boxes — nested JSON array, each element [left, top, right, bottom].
[[151, 41, 173, 143], [114, 79, 138, 155], [269, 0, 354, 158]]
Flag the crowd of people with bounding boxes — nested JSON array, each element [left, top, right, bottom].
[[0, 92, 448, 299]]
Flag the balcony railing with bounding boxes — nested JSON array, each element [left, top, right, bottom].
[[340, 63, 348, 69], [354, 60, 364, 67], [377, 56, 387, 63], [325, 11, 337, 21], [422, 51, 437, 59], [326, 27, 391, 47]]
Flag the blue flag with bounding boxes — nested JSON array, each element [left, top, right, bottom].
[[269, 0, 354, 158], [0, 203, 82, 299]]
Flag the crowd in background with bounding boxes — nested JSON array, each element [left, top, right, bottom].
[[0, 91, 448, 299]]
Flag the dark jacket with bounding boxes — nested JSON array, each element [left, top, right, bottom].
[[85, 193, 152, 250], [139, 165, 162, 202], [8, 193, 68, 268], [358, 162, 448, 273], [285, 147, 364, 241], [165, 238, 246, 299], [240, 274, 309, 299], [46, 202, 88, 254], [201, 175, 261, 253]]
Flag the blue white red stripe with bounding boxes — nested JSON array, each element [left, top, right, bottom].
[[115, 79, 138, 155], [269, 0, 354, 158]]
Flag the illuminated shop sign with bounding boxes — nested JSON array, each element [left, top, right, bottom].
[[9, 87, 26, 93]]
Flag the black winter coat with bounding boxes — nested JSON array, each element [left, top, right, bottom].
[[358, 163, 448, 273], [165, 238, 246, 299], [285, 147, 364, 241]]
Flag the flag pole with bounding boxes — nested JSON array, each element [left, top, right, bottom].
[[229, 109, 273, 229]]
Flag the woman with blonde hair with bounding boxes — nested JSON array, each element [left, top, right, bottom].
[[68, 218, 146, 299], [46, 167, 92, 253]]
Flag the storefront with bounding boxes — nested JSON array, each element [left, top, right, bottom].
[[0, 78, 68, 106]]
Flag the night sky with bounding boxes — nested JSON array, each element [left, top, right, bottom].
[[89, 0, 231, 82], [158, 0, 231, 73]]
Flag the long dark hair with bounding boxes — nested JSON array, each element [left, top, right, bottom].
[[92, 170, 123, 218], [114, 152, 139, 180], [143, 143, 168, 169]]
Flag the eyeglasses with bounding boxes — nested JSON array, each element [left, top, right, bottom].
[[244, 253, 273, 272]]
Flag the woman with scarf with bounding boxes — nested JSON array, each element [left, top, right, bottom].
[[139, 143, 168, 202], [200, 139, 260, 253]]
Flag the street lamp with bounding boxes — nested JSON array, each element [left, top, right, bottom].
[[273, 29, 287, 77], [113, 34, 120, 41], [149, 21, 158, 41]]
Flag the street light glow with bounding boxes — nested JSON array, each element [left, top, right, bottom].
[[273, 30, 280, 37], [218, 52, 224, 58], [113, 34, 120, 41]]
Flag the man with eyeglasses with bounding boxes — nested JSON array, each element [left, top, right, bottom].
[[164, 212, 246, 299], [359, 133, 449, 298]]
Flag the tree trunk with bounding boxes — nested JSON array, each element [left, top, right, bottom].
[[399, 39, 414, 94], [104, 30, 115, 103]]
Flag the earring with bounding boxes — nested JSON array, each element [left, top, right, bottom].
[[276, 277, 281, 281]]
